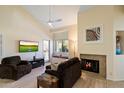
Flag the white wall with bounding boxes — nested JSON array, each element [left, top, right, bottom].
[[78, 6, 115, 80], [0, 6, 52, 62]]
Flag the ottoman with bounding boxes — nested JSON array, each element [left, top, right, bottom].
[[37, 73, 59, 88]]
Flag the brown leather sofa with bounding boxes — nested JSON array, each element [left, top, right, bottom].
[[45, 57, 81, 88], [0, 56, 32, 80]]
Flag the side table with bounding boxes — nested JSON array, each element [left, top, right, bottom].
[[29, 58, 44, 69]]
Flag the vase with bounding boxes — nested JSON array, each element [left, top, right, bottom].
[[116, 36, 122, 55]]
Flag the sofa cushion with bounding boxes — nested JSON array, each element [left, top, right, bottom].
[[57, 57, 79, 72], [2, 56, 21, 65]]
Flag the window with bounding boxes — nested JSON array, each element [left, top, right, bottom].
[[56, 40, 62, 52], [62, 40, 68, 52], [54, 40, 69, 53]]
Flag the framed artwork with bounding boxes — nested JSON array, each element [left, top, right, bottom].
[[84, 25, 103, 43]]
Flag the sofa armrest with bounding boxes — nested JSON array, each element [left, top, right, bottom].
[[0, 64, 17, 71], [0, 64, 18, 79], [46, 65, 51, 69], [45, 69, 59, 78]]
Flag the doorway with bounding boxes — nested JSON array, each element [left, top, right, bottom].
[[43, 40, 50, 62]]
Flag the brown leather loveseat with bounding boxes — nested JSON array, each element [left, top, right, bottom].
[[0, 56, 32, 80], [45, 57, 81, 88]]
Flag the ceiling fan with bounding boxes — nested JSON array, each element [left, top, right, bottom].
[[47, 6, 62, 27]]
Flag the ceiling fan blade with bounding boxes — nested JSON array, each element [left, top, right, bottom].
[[50, 19, 62, 23], [55, 19, 62, 22]]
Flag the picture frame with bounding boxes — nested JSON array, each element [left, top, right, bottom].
[[84, 25, 103, 43]]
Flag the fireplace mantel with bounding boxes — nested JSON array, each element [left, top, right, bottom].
[[80, 54, 106, 57]]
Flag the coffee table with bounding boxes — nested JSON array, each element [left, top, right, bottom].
[[37, 73, 59, 88]]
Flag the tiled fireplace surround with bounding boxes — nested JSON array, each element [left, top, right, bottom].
[[80, 54, 106, 78]]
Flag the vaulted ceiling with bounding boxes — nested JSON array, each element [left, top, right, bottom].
[[22, 5, 93, 29]]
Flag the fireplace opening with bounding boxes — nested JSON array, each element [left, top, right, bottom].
[[81, 59, 99, 73]]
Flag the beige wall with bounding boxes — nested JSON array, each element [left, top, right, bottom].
[[0, 6, 52, 62], [117, 32, 124, 54], [68, 25, 78, 58], [52, 24, 78, 58], [78, 6, 114, 80], [113, 6, 124, 80]]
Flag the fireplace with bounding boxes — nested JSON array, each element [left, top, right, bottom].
[[80, 54, 106, 78], [81, 59, 99, 73]]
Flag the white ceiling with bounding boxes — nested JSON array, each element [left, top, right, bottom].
[[23, 5, 93, 29]]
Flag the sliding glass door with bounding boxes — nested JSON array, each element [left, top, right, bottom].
[[43, 40, 50, 62]]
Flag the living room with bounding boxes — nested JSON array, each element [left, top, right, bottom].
[[0, 5, 79, 87], [1, 4, 124, 89]]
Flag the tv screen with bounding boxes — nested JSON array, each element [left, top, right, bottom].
[[19, 40, 39, 52]]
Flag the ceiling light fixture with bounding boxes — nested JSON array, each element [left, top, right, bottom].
[[48, 5, 53, 28], [48, 21, 53, 28], [47, 5, 62, 28]]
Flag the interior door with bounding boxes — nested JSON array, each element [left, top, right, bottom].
[[43, 40, 50, 62]]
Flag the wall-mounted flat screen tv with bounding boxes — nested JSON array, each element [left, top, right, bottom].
[[19, 40, 39, 52]]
